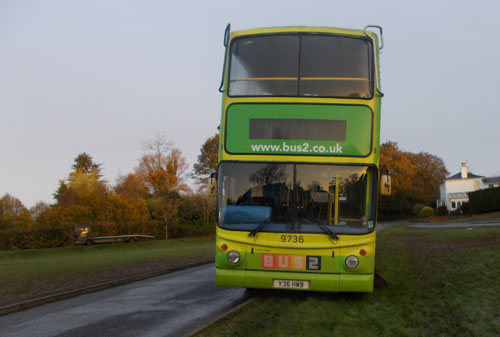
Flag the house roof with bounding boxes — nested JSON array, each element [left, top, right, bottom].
[[483, 176, 500, 184], [448, 192, 469, 199], [446, 172, 484, 180]]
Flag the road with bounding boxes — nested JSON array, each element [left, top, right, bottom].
[[0, 263, 249, 337]]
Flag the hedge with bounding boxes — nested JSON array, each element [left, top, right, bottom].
[[468, 187, 500, 214], [0, 227, 73, 250], [0, 220, 215, 251]]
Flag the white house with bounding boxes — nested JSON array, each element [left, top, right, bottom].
[[483, 176, 500, 189], [437, 163, 500, 212]]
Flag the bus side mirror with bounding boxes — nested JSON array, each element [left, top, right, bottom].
[[208, 172, 217, 197], [380, 174, 391, 196]]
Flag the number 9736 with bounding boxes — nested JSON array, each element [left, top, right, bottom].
[[281, 235, 304, 243]]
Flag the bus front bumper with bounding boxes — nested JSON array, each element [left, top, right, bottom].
[[215, 268, 373, 292]]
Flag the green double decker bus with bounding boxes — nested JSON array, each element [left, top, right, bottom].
[[214, 24, 388, 292]]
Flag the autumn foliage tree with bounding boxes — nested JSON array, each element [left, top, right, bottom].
[[137, 134, 188, 196], [184, 133, 220, 230], [192, 133, 219, 188], [114, 173, 149, 201], [2, 134, 220, 250], [46, 153, 149, 227], [135, 134, 189, 238], [378, 141, 448, 219], [29, 201, 50, 227], [0, 194, 33, 230]]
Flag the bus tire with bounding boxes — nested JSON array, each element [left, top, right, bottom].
[[85, 240, 94, 246]]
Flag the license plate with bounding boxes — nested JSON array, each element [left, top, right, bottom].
[[273, 279, 309, 289]]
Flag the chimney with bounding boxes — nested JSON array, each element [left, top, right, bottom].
[[461, 163, 468, 179]]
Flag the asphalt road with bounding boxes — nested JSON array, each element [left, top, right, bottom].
[[0, 263, 249, 337]]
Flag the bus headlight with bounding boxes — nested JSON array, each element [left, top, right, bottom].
[[345, 255, 359, 269], [227, 251, 241, 264]]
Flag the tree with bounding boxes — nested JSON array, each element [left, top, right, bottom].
[[192, 133, 219, 187], [407, 151, 448, 204], [0, 194, 33, 229], [30, 201, 50, 226], [135, 134, 189, 239], [378, 141, 448, 219], [180, 193, 216, 227], [114, 173, 149, 200], [136, 134, 188, 196], [47, 153, 111, 226], [72, 152, 102, 176], [54, 152, 103, 203], [379, 141, 415, 196], [56, 166, 109, 207]]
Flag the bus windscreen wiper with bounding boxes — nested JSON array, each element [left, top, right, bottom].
[[297, 208, 339, 240], [248, 206, 285, 237]]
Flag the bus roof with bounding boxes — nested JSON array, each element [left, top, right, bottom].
[[230, 26, 369, 39]]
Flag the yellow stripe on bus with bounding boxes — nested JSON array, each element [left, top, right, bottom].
[[230, 77, 369, 81], [301, 77, 369, 81], [231, 77, 296, 81]]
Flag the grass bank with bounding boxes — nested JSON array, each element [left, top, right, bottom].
[[0, 237, 214, 307], [196, 226, 500, 337], [448, 211, 500, 223], [424, 211, 500, 224]]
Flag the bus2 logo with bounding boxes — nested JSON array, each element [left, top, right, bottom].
[[261, 254, 321, 271]]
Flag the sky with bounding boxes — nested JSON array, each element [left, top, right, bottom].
[[1, 0, 500, 208]]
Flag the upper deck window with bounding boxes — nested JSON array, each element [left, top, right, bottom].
[[228, 34, 372, 98]]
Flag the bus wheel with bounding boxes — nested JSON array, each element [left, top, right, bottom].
[[85, 240, 94, 246]]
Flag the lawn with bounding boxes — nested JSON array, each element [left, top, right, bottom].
[[196, 226, 500, 337], [447, 211, 500, 223], [0, 237, 214, 307]]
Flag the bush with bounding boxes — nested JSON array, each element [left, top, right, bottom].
[[412, 203, 425, 218], [0, 221, 168, 251], [84, 220, 166, 240], [0, 219, 216, 250], [420, 206, 434, 217], [436, 205, 448, 216], [167, 221, 214, 239], [459, 202, 470, 215], [0, 227, 73, 251], [378, 192, 422, 220]]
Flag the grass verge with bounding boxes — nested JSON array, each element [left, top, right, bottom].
[[195, 227, 500, 337], [448, 211, 500, 223], [427, 211, 500, 224], [0, 237, 214, 307]]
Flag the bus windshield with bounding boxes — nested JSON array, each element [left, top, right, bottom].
[[229, 34, 372, 98], [218, 162, 376, 235]]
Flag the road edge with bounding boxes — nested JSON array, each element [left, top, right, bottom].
[[0, 258, 214, 316]]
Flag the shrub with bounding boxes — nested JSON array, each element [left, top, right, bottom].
[[167, 221, 214, 239], [412, 203, 425, 217], [420, 206, 434, 217], [0, 227, 73, 251], [0, 221, 168, 251], [459, 202, 470, 215], [436, 205, 448, 216], [378, 192, 422, 220], [87, 220, 165, 239]]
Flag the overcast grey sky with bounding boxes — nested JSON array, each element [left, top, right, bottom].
[[1, 0, 499, 207]]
